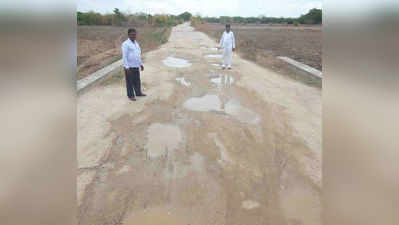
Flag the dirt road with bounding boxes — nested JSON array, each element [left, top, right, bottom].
[[78, 23, 321, 225]]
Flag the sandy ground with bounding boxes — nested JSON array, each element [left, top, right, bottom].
[[78, 23, 321, 225]]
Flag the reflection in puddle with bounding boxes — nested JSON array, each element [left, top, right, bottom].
[[162, 56, 192, 68], [211, 63, 221, 67], [183, 95, 260, 124], [210, 74, 234, 87], [175, 77, 191, 87], [204, 54, 222, 58]]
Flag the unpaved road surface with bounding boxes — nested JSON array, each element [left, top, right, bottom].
[[78, 23, 321, 225]]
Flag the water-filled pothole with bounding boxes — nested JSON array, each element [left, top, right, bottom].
[[183, 95, 260, 124], [162, 56, 192, 68]]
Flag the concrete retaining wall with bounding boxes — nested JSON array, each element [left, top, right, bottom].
[[77, 60, 123, 94], [277, 56, 322, 80]]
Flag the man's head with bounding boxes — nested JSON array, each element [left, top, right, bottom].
[[225, 24, 231, 32], [128, 28, 136, 41]]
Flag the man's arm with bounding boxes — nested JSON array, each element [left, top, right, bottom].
[[219, 32, 224, 49], [232, 32, 236, 51], [121, 43, 129, 71]]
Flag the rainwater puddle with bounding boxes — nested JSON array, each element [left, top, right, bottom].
[[211, 63, 221, 67], [204, 54, 222, 58], [175, 77, 191, 87], [162, 56, 192, 68], [145, 123, 182, 158], [183, 95, 260, 124]]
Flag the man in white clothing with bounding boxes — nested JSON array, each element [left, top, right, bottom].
[[218, 24, 236, 70], [121, 28, 146, 101]]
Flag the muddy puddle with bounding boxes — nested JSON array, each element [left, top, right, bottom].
[[175, 77, 191, 87], [162, 56, 192, 68], [183, 95, 260, 124], [145, 123, 183, 158]]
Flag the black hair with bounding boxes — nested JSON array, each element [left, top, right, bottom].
[[226, 24, 231, 27], [128, 28, 136, 34]]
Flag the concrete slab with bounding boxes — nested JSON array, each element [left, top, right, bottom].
[[277, 56, 322, 80]]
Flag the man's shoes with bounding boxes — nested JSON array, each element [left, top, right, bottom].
[[129, 97, 136, 101], [137, 93, 147, 97]]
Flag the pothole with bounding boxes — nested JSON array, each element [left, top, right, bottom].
[[145, 123, 183, 158], [162, 56, 192, 68], [225, 99, 260, 124], [183, 95, 222, 112]]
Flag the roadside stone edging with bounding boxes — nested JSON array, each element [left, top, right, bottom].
[[277, 56, 322, 80], [77, 60, 123, 94]]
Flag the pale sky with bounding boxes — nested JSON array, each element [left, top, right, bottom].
[[77, 0, 322, 18]]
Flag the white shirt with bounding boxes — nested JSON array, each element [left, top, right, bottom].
[[121, 39, 143, 69], [219, 31, 235, 49]]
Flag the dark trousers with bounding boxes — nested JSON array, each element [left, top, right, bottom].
[[124, 67, 142, 98]]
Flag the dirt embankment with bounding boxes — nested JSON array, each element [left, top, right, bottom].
[[78, 25, 171, 79]]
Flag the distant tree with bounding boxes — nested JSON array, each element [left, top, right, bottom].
[[113, 8, 127, 26]]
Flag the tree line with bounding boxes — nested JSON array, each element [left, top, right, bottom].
[[77, 8, 321, 27], [196, 8, 322, 25], [77, 9, 192, 27]]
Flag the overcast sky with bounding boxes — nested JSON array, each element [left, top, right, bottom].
[[77, 0, 322, 18]]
